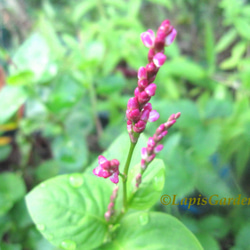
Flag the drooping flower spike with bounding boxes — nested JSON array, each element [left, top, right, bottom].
[[136, 112, 181, 188]]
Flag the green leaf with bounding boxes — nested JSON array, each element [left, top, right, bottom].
[[196, 165, 234, 198], [165, 58, 206, 82], [26, 174, 113, 250], [198, 215, 229, 239], [127, 159, 165, 210], [10, 33, 50, 80], [7, 70, 35, 86], [96, 74, 126, 95], [0, 86, 27, 124], [204, 98, 233, 119], [0, 172, 26, 215], [234, 17, 250, 40], [220, 41, 247, 69], [51, 134, 88, 172], [232, 223, 250, 250], [35, 160, 59, 182], [192, 124, 221, 157], [0, 243, 22, 250], [215, 28, 237, 53], [100, 212, 203, 249], [195, 233, 220, 250]]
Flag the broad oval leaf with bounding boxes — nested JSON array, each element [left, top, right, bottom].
[[100, 211, 203, 249], [26, 174, 113, 249]]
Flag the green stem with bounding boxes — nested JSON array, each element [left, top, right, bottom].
[[122, 133, 140, 211]]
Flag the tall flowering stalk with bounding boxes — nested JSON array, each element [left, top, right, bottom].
[[93, 20, 178, 217]]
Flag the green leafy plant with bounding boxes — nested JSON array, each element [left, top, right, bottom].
[[25, 20, 202, 250]]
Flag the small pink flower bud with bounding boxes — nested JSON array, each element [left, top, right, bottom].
[[126, 109, 141, 122], [154, 144, 164, 153], [164, 120, 176, 128], [141, 147, 148, 160], [110, 159, 119, 167], [138, 79, 148, 90], [165, 28, 177, 46], [105, 211, 111, 221], [148, 110, 160, 122], [175, 112, 181, 119], [148, 48, 155, 62], [158, 20, 171, 34], [127, 120, 132, 133], [147, 154, 156, 162], [153, 53, 167, 67], [140, 29, 155, 48], [156, 124, 165, 135], [138, 91, 151, 104], [109, 172, 119, 184], [134, 87, 140, 97], [141, 159, 146, 170], [161, 131, 168, 137], [143, 103, 152, 111], [127, 97, 139, 110], [108, 202, 114, 210], [134, 120, 146, 133], [168, 113, 175, 121], [146, 62, 158, 76], [148, 137, 156, 148], [154, 31, 165, 51], [145, 83, 157, 97], [140, 108, 150, 122], [138, 67, 147, 80], [136, 173, 142, 188], [98, 155, 110, 169]]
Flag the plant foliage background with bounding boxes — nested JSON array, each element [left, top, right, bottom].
[[0, 0, 250, 249]]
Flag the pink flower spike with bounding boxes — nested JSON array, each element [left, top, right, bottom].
[[154, 144, 164, 153], [148, 110, 160, 122], [140, 29, 155, 48], [165, 28, 177, 46], [109, 172, 119, 184], [141, 147, 148, 159], [145, 83, 157, 97], [138, 67, 147, 80], [153, 53, 167, 67]]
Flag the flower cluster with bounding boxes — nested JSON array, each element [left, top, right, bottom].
[[93, 156, 120, 184], [141, 112, 181, 171], [126, 20, 177, 142]]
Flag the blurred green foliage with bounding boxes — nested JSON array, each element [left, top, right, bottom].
[[0, 0, 249, 249]]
